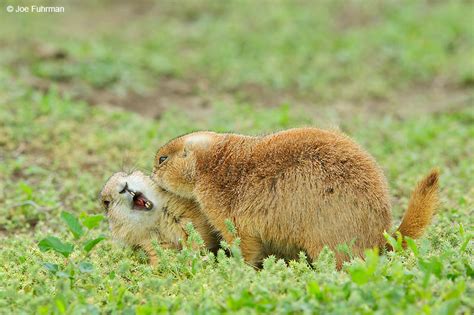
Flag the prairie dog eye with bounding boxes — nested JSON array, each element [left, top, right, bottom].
[[159, 156, 168, 164], [103, 200, 110, 211]]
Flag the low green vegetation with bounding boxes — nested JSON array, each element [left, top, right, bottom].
[[0, 0, 473, 314], [1, 90, 473, 314]]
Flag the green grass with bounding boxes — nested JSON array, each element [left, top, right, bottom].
[[0, 1, 473, 314], [1, 0, 473, 103]]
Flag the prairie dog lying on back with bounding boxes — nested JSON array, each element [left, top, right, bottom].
[[152, 128, 439, 268], [100, 171, 219, 265]]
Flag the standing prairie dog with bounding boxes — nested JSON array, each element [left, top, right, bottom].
[[152, 128, 439, 268], [100, 171, 219, 265]]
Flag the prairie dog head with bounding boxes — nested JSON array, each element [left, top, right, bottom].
[[100, 171, 168, 246], [152, 131, 217, 198]]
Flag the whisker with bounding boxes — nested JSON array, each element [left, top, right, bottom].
[[120, 158, 126, 174]]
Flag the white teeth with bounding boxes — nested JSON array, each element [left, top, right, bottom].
[[145, 201, 151, 209], [130, 191, 135, 197]]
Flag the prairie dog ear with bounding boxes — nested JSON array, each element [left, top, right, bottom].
[[183, 133, 214, 155]]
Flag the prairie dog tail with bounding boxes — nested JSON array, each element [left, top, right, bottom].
[[394, 169, 440, 242]]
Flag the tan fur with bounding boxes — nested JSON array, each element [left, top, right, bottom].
[[152, 128, 439, 268], [100, 171, 219, 265], [396, 169, 439, 239]]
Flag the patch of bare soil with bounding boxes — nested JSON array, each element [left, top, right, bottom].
[[223, 80, 472, 121], [28, 75, 216, 120], [27, 72, 473, 124], [22, 40, 473, 121], [324, 85, 473, 122], [333, 2, 383, 31]]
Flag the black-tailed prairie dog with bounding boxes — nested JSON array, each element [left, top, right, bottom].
[[100, 171, 219, 265], [152, 128, 439, 267]]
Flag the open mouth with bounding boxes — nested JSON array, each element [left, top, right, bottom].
[[119, 183, 153, 211]]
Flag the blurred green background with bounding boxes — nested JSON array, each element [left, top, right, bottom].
[[1, 0, 472, 118], [0, 1, 473, 313]]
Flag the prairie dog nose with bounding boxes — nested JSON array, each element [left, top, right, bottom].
[[118, 182, 137, 198], [118, 181, 128, 194]]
